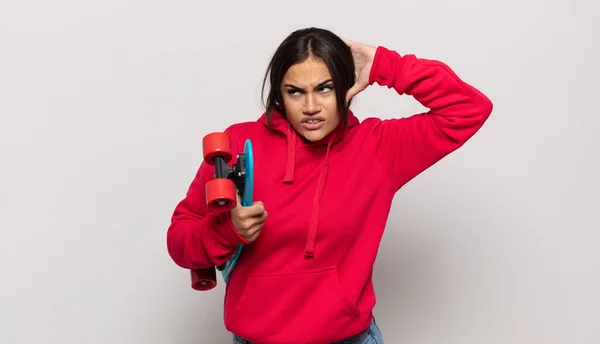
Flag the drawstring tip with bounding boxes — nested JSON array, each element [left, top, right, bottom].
[[304, 249, 314, 258]]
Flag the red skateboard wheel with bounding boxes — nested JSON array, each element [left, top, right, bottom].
[[206, 178, 236, 211], [203, 132, 232, 164], [191, 267, 217, 291]]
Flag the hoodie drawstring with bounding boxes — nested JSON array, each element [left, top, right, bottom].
[[281, 121, 336, 258], [283, 124, 296, 183], [304, 138, 333, 257], [260, 110, 357, 260]]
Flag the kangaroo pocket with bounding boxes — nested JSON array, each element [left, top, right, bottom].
[[225, 266, 361, 343]]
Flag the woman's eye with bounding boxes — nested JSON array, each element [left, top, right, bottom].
[[286, 85, 333, 96]]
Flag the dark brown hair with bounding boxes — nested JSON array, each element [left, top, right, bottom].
[[261, 27, 355, 130]]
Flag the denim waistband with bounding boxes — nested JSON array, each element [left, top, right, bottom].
[[332, 323, 372, 344], [233, 320, 374, 344]]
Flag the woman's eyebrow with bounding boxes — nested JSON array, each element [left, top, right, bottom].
[[283, 79, 334, 90]]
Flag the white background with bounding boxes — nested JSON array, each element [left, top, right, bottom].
[[1, 0, 598, 343]]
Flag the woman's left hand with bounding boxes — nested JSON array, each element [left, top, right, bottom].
[[344, 39, 378, 103]]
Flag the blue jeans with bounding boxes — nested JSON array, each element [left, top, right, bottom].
[[232, 317, 384, 344]]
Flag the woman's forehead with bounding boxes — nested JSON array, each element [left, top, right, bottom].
[[282, 58, 332, 87]]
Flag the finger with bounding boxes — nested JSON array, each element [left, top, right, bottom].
[[247, 210, 267, 225], [240, 201, 266, 218], [245, 230, 261, 242], [241, 215, 266, 231], [251, 213, 267, 226], [346, 84, 363, 103], [247, 223, 265, 240], [240, 223, 261, 242], [235, 192, 242, 208], [229, 193, 243, 220], [342, 38, 356, 47], [245, 211, 267, 231]]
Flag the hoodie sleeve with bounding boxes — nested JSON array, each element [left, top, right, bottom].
[[166, 132, 250, 270], [367, 46, 493, 190]]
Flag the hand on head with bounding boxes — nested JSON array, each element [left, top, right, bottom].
[[343, 39, 378, 103]]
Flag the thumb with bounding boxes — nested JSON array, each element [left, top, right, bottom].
[[235, 191, 243, 208], [346, 83, 363, 103]]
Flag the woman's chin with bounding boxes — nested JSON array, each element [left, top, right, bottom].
[[292, 122, 338, 143], [300, 128, 334, 143]]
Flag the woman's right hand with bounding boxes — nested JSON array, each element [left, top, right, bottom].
[[230, 194, 267, 242]]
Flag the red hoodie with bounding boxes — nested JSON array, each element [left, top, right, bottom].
[[167, 46, 493, 343]]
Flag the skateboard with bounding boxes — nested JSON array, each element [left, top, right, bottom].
[[190, 132, 254, 291]]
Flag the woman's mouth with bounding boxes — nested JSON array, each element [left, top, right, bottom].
[[301, 118, 325, 130]]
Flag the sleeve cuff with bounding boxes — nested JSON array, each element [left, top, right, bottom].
[[206, 212, 250, 248], [368, 46, 406, 89]]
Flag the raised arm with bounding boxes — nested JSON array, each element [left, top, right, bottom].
[[363, 46, 493, 190]]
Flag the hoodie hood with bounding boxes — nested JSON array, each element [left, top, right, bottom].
[[258, 108, 360, 258]]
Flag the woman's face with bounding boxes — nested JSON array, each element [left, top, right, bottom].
[[280, 56, 339, 142]]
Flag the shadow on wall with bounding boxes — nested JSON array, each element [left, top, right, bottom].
[[371, 215, 480, 341], [373, 218, 439, 316], [166, 279, 233, 344]]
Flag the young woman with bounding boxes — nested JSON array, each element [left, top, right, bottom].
[[167, 27, 493, 344]]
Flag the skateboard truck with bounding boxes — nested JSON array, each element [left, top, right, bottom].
[[202, 132, 253, 212], [209, 145, 248, 210], [190, 132, 254, 291]]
